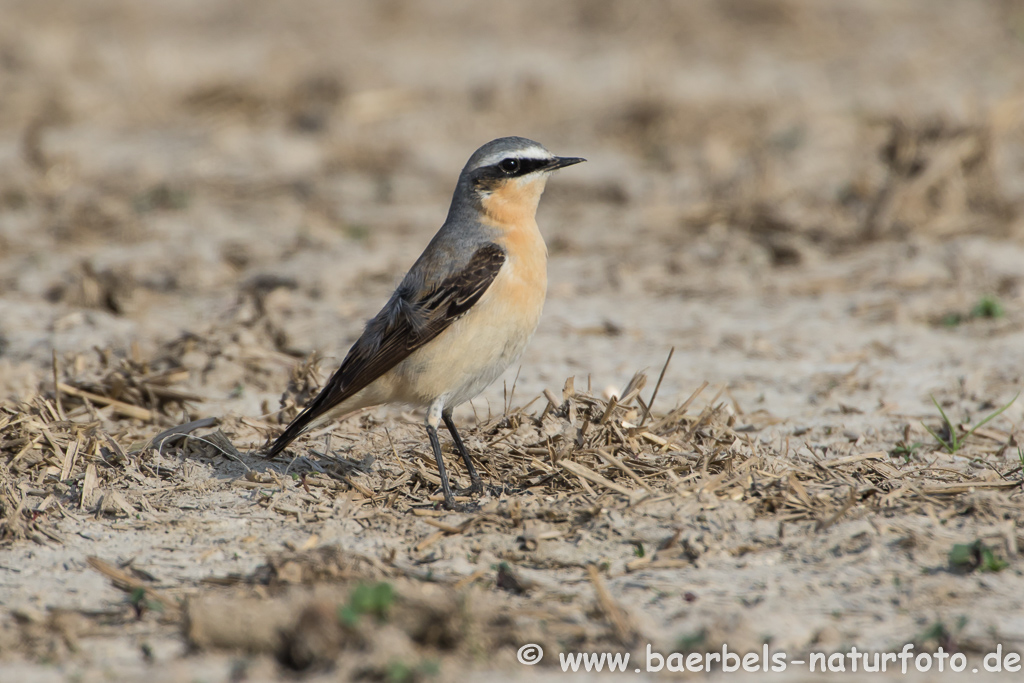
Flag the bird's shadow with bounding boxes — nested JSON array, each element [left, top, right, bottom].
[[141, 418, 520, 512]]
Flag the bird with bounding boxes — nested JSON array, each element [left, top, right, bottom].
[[265, 136, 585, 509]]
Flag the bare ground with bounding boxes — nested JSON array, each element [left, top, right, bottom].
[[3, 1, 1024, 680]]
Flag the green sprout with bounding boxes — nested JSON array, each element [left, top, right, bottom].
[[971, 295, 1005, 319], [949, 541, 1008, 573], [922, 393, 1018, 454], [338, 582, 395, 627], [890, 441, 923, 463]]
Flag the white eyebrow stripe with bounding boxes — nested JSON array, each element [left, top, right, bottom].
[[476, 146, 552, 168]]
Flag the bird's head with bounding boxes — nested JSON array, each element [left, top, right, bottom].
[[458, 137, 585, 224]]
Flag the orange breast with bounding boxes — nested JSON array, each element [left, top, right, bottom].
[[479, 175, 549, 299]]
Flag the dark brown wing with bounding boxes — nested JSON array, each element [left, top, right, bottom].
[[266, 243, 505, 456]]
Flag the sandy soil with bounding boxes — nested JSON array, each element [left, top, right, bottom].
[[3, 0, 1024, 680]]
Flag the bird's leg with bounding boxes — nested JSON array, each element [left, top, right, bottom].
[[426, 402, 458, 509], [443, 409, 483, 496], [426, 423, 457, 510]]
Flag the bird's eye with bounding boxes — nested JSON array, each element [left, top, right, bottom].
[[499, 158, 520, 175]]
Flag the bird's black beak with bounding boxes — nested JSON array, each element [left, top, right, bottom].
[[547, 156, 586, 170]]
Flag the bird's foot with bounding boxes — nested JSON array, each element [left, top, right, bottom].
[[437, 482, 483, 511], [457, 477, 484, 498], [486, 482, 522, 497], [438, 496, 479, 513]]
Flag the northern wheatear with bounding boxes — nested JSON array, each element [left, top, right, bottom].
[[266, 137, 584, 508]]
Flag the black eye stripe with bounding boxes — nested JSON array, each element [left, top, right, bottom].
[[472, 156, 551, 191], [495, 157, 548, 176], [519, 158, 548, 174]]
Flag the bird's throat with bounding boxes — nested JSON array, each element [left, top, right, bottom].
[[479, 176, 547, 228]]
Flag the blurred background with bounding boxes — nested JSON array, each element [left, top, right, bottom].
[[1, 0, 1023, 420], [4, 3, 1024, 678]]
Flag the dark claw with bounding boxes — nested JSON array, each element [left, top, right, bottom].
[[442, 500, 477, 513], [457, 478, 484, 497]]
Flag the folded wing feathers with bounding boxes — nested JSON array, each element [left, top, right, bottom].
[[266, 243, 506, 456]]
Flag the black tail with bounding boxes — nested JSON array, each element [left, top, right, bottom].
[[265, 391, 335, 457]]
